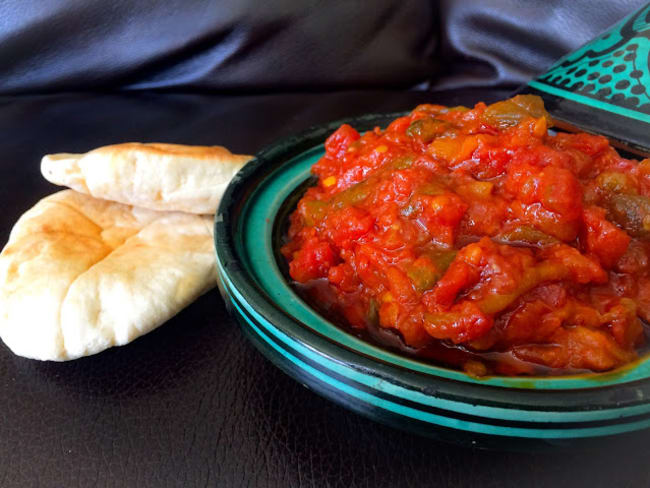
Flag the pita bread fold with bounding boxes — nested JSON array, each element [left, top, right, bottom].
[[0, 190, 217, 361], [41, 142, 252, 214]]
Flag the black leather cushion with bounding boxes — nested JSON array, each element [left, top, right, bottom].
[[0, 0, 645, 94]]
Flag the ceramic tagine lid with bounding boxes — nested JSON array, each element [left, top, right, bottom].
[[524, 3, 650, 156]]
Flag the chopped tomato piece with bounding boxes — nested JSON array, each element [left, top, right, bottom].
[[582, 206, 630, 268], [324, 124, 360, 159]]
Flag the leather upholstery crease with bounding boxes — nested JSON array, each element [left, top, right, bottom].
[[0, 0, 645, 94]]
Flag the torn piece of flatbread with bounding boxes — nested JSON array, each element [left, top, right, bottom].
[[41, 142, 252, 214], [0, 190, 217, 361]]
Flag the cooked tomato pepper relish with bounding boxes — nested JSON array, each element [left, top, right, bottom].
[[281, 95, 650, 376]]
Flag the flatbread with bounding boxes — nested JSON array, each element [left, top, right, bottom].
[[41, 142, 252, 214], [0, 190, 217, 361]]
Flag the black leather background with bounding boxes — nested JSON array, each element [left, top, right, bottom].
[[1, 89, 650, 487], [0, 0, 646, 94]]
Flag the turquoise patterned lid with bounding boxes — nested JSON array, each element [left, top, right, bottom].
[[526, 3, 650, 154]]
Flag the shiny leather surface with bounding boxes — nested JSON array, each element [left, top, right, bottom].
[[0, 0, 645, 94], [1, 89, 650, 487]]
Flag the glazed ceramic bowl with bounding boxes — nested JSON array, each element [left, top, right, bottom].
[[214, 113, 650, 447]]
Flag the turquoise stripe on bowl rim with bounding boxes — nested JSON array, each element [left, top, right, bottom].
[[227, 288, 650, 438], [218, 263, 650, 432]]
